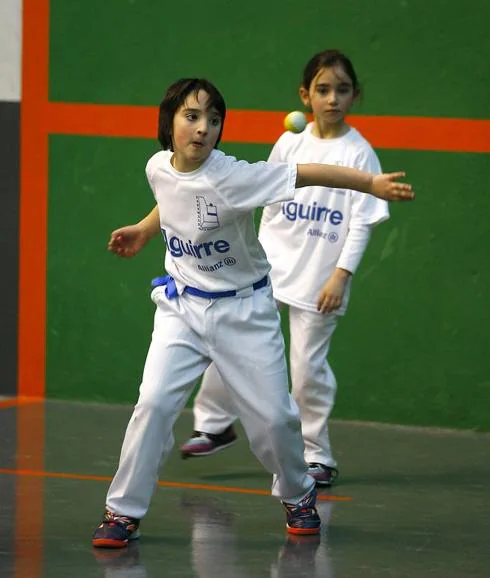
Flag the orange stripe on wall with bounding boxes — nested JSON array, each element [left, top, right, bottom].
[[45, 101, 158, 139], [17, 2, 47, 576], [350, 115, 490, 154], [46, 102, 490, 153], [19, 0, 50, 398]]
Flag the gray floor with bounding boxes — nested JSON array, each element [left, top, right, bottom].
[[1, 400, 489, 577]]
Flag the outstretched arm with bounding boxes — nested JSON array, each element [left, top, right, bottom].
[[296, 164, 415, 202], [108, 205, 160, 258]]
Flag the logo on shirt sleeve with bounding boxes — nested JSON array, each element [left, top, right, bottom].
[[197, 196, 220, 231]]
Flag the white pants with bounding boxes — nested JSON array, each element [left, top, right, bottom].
[[194, 304, 338, 468], [106, 285, 314, 519]]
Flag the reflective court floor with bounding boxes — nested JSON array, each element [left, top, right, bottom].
[[0, 400, 489, 578]]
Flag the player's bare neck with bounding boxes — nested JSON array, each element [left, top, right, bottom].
[[170, 152, 204, 173], [312, 120, 350, 140]]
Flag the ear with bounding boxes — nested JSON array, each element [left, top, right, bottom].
[[299, 86, 310, 108]]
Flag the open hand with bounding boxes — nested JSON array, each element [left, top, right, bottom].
[[317, 271, 349, 313], [370, 172, 415, 201], [108, 225, 148, 258]]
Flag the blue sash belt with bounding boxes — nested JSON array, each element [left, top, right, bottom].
[[151, 274, 268, 300]]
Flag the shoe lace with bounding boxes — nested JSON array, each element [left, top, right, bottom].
[[192, 431, 210, 440], [191, 431, 211, 441], [104, 511, 137, 529], [284, 491, 317, 517]]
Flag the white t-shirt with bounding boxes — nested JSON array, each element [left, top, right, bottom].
[[259, 124, 389, 314], [145, 149, 297, 292]]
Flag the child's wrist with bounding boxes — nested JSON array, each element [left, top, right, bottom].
[[333, 268, 351, 280], [367, 174, 374, 194], [137, 220, 157, 241]]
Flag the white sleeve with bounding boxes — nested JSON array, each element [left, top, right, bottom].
[[145, 162, 156, 199], [259, 137, 288, 229], [349, 147, 390, 228], [213, 156, 297, 212], [336, 223, 372, 275], [145, 151, 165, 199]]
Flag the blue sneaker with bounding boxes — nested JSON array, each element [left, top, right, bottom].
[[282, 488, 321, 535], [92, 509, 140, 549]]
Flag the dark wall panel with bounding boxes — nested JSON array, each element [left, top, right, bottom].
[[0, 102, 20, 396]]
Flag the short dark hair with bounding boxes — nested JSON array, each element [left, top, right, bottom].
[[302, 50, 360, 95], [158, 78, 227, 150]]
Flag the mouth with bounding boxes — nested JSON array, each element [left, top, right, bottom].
[[191, 141, 205, 148]]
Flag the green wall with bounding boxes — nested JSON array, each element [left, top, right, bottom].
[[46, 1, 490, 430], [50, 0, 488, 117]]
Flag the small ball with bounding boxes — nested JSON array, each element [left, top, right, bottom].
[[284, 111, 307, 133]]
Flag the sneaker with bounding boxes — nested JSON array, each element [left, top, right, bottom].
[[92, 509, 140, 549], [308, 463, 339, 487], [282, 488, 321, 535], [180, 425, 237, 459]]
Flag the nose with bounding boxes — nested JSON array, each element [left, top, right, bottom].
[[327, 90, 338, 105], [197, 119, 209, 135]]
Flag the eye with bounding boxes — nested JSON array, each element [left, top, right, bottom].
[[210, 117, 221, 127], [186, 112, 198, 121]]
